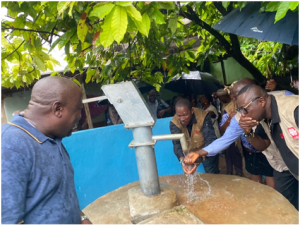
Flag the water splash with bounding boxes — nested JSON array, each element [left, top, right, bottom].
[[196, 173, 211, 196], [183, 166, 212, 203]]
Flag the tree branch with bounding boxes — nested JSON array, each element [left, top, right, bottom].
[[20, 67, 36, 75], [179, 4, 266, 85], [2, 27, 61, 36], [2, 40, 25, 60], [179, 5, 232, 53], [213, 2, 234, 16]]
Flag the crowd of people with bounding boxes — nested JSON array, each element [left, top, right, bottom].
[[179, 78, 298, 210], [1, 76, 298, 224]]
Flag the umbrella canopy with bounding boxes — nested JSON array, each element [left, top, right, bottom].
[[164, 71, 223, 96], [213, 2, 299, 45], [134, 80, 155, 94]]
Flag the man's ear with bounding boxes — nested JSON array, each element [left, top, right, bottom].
[[260, 97, 266, 108], [53, 101, 63, 118], [191, 108, 194, 114]]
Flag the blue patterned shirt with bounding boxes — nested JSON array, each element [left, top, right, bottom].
[[1, 115, 81, 224]]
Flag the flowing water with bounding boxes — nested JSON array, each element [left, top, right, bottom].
[[183, 164, 212, 203]]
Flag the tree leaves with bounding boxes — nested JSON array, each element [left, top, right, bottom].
[[49, 28, 76, 52], [134, 13, 151, 37], [126, 5, 142, 21], [89, 3, 115, 18], [99, 8, 115, 47], [111, 6, 128, 44], [2, 1, 298, 90], [77, 12, 89, 43], [168, 13, 178, 34], [57, 1, 71, 18]]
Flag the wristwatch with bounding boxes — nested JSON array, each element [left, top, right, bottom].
[[81, 215, 89, 221], [242, 129, 254, 138]]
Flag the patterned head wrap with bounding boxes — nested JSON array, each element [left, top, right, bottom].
[[223, 81, 238, 95]]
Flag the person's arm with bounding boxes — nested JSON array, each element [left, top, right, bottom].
[[246, 123, 271, 151], [170, 121, 185, 161], [2, 147, 29, 224], [158, 106, 172, 118], [239, 117, 271, 151], [220, 110, 236, 134], [265, 79, 277, 91], [184, 117, 243, 165], [158, 100, 172, 118], [170, 121, 196, 174]]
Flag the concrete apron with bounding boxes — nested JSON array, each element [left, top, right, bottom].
[[83, 174, 299, 224]]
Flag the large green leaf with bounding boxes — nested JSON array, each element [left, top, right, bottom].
[[85, 68, 96, 83], [77, 12, 89, 43], [68, 2, 76, 17], [168, 13, 178, 34], [134, 13, 151, 37], [32, 54, 45, 71], [289, 1, 299, 11], [13, 15, 25, 28], [266, 2, 280, 12], [126, 5, 142, 21], [222, 1, 230, 10], [49, 28, 76, 52], [156, 2, 175, 10], [89, 3, 115, 18], [116, 1, 132, 7], [111, 6, 128, 44], [274, 2, 290, 23], [150, 7, 165, 24], [99, 9, 115, 47]]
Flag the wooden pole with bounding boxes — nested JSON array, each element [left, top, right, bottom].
[[77, 75, 93, 129], [81, 83, 93, 129]]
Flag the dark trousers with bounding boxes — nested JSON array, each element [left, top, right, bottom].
[[224, 142, 243, 174], [202, 155, 220, 174], [274, 170, 299, 210]]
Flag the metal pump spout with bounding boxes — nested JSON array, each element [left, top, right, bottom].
[[152, 134, 188, 152]]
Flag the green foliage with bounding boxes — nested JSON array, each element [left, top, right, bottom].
[[266, 1, 299, 23], [1, 1, 298, 90]]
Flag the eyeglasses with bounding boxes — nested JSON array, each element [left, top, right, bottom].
[[236, 96, 260, 114]]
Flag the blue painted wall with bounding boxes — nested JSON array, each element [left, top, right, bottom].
[[63, 117, 205, 209]]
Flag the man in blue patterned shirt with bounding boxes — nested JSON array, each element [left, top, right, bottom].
[[2, 77, 92, 224]]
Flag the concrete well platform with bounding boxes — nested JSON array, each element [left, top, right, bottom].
[[83, 174, 299, 224]]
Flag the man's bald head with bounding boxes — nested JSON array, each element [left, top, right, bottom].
[[26, 76, 83, 139], [230, 78, 256, 101], [237, 84, 268, 99], [31, 76, 82, 107], [236, 84, 269, 121]]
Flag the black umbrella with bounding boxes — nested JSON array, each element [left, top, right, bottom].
[[134, 80, 155, 94], [164, 71, 223, 96], [213, 2, 299, 46]]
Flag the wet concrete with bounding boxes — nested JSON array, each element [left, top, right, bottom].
[[83, 174, 298, 224]]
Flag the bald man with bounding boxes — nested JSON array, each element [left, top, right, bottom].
[[184, 78, 255, 163], [237, 84, 299, 210], [2, 77, 92, 223]]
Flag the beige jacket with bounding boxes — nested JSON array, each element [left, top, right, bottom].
[[171, 108, 207, 152]]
